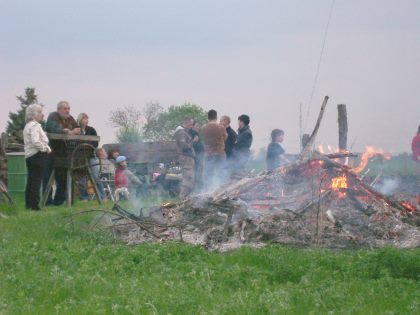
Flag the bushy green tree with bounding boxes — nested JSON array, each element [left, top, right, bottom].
[[143, 103, 207, 141], [6, 88, 38, 144]]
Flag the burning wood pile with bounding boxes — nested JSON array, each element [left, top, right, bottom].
[[112, 152, 419, 251], [110, 97, 419, 251]]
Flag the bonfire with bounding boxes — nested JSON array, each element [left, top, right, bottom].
[[110, 97, 419, 251]]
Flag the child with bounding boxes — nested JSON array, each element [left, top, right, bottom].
[[108, 149, 120, 165], [114, 156, 142, 200], [266, 129, 289, 171]]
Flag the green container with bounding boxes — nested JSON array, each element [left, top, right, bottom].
[[7, 152, 27, 197]]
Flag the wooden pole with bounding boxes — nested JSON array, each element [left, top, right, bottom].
[[87, 166, 103, 205], [337, 104, 348, 152], [66, 169, 72, 207], [41, 169, 55, 206], [301, 96, 329, 158]]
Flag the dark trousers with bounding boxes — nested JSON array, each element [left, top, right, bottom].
[[194, 152, 204, 191], [42, 156, 67, 206], [25, 152, 48, 209]]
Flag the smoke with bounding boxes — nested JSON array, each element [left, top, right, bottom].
[[373, 178, 400, 196]]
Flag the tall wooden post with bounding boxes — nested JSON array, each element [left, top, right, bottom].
[[337, 104, 348, 152]]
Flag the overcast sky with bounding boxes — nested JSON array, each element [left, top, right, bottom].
[[1, 0, 419, 154]]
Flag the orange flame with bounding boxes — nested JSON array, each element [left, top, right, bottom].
[[331, 175, 348, 190], [400, 201, 418, 213], [352, 146, 391, 173]]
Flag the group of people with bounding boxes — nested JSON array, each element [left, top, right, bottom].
[[174, 109, 289, 199], [24, 101, 91, 210], [23, 101, 292, 210], [23, 101, 143, 210]]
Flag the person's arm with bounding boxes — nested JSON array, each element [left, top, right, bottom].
[[126, 170, 142, 185], [232, 130, 238, 145], [45, 114, 65, 134], [87, 126, 99, 147], [223, 128, 228, 141], [279, 154, 290, 164], [30, 124, 52, 153], [236, 132, 252, 151], [177, 131, 193, 153]]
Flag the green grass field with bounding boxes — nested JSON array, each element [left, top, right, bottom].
[[1, 197, 419, 314]]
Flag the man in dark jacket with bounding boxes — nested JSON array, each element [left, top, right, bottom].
[[44, 101, 81, 206], [233, 114, 253, 172], [175, 117, 195, 199], [220, 115, 237, 159]]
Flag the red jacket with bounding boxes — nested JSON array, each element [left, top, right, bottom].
[[115, 167, 129, 188], [412, 134, 420, 162]]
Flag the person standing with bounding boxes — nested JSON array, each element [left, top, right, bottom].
[[77, 112, 100, 201], [233, 114, 253, 172], [412, 125, 420, 162], [188, 120, 204, 190], [412, 125, 420, 192], [77, 112, 98, 147], [266, 129, 289, 171], [23, 104, 51, 210], [201, 110, 227, 189], [44, 101, 80, 206], [220, 115, 237, 160], [175, 117, 195, 199]]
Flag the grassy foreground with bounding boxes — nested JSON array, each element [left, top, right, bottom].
[[0, 200, 419, 314]]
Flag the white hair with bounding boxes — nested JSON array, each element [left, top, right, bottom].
[[57, 101, 69, 110], [25, 104, 43, 123]]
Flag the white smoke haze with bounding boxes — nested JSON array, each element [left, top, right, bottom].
[[373, 178, 400, 196]]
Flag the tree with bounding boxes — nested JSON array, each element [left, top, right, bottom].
[[143, 103, 208, 141], [143, 101, 163, 124], [6, 87, 39, 145], [108, 106, 145, 143]]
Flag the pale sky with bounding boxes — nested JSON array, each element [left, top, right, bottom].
[[1, 0, 419, 154]]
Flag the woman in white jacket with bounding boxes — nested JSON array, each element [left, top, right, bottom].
[[23, 104, 51, 210]]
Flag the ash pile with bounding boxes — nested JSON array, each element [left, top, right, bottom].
[[112, 154, 419, 251]]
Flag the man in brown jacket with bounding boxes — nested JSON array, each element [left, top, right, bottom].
[[174, 117, 195, 199], [201, 109, 227, 189], [44, 101, 81, 205]]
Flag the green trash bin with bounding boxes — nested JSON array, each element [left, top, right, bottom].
[[7, 152, 27, 198]]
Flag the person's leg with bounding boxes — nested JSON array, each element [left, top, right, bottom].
[[42, 155, 54, 205], [204, 155, 216, 190], [215, 155, 227, 186], [25, 155, 35, 209], [30, 153, 46, 210], [79, 176, 89, 201], [88, 159, 106, 200], [53, 169, 67, 205], [194, 153, 204, 191], [180, 156, 194, 199]]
